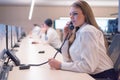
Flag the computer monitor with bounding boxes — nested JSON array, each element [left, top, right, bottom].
[[95, 17, 116, 33], [11, 26, 18, 48], [0, 24, 6, 59], [54, 19, 70, 29], [107, 18, 118, 33], [6, 25, 12, 50], [5, 25, 20, 66], [16, 27, 22, 42], [0, 24, 7, 74]]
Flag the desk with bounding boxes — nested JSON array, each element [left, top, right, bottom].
[[8, 36, 95, 80]]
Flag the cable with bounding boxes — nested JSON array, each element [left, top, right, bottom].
[[19, 33, 69, 69]]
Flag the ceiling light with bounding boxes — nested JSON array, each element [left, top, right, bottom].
[[29, 0, 35, 20]]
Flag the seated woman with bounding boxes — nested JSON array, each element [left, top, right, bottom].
[[48, 0, 118, 80]]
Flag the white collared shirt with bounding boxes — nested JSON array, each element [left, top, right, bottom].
[[40, 28, 62, 49], [32, 26, 41, 36], [61, 23, 113, 74]]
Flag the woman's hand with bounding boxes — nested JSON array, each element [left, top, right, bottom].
[[48, 58, 61, 70], [64, 21, 73, 39]]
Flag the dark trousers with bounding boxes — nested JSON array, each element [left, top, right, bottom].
[[90, 68, 118, 80]]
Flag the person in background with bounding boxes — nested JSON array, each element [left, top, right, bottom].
[[48, 0, 117, 80], [40, 18, 62, 49], [30, 24, 41, 38]]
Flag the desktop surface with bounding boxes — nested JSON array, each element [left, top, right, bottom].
[[8, 36, 95, 80]]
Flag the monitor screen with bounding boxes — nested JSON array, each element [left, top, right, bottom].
[[6, 25, 12, 50], [95, 17, 116, 33], [0, 24, 6, 59], [11, 26, 18, 48], [16, 27, 22, 42], [0, 24, 6, 74], [54, 19, 70, 29]]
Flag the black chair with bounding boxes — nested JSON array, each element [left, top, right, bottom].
[[108, 34, 120, 80]]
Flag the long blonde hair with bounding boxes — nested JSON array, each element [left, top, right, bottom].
[[70, 0, 108, 50]]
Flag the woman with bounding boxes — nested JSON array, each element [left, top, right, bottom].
[[48, 0, 117, 80]]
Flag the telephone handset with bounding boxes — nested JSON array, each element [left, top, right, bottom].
[[69, 22, 74, 30], [6, 50, 20, 66]]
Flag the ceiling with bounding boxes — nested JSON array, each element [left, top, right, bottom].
[[0, 0, 118, 6]]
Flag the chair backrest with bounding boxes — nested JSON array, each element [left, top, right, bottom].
[[108, 34, 120, 71]]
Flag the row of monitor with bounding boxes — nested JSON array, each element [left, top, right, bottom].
[[54, 17, 119, 33], [0, 24, 24, 73]]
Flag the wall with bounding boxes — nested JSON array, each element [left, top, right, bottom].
[[0, 5, 118, 34]]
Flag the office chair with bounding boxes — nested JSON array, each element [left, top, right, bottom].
[[108, 34, 120, 71], [108, 34, 120, 80], [96, 34, 120, 80]]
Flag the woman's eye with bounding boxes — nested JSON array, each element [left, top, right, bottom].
[[73, 13, 78, 16], [70, 13, 78, 16]]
